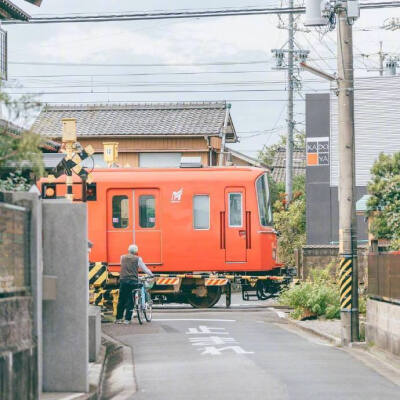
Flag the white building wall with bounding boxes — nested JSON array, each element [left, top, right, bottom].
[[330, 75, 400, 187]]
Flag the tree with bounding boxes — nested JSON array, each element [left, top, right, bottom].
[[273, 177, 306, 266], [258, 131, 305, 167], [367, 152, 400, 249], [0, 91, 43, 191]]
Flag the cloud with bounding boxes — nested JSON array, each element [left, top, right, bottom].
[[34, 15, 281, 64]]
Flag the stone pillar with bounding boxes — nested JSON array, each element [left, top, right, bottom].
[[42, 200, 89, 392]]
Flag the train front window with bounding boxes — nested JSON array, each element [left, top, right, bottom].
[[139, 195, 156, 228], [112, 195, 129, 228], [256, 174, 272, 226]]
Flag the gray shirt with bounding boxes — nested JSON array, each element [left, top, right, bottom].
[[120, 254, 154, 281]]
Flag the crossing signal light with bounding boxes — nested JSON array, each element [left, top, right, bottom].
[[86, 183, 97, 201], [42, 183, 56, 199]]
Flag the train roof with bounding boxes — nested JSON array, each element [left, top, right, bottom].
[[93, 166, 264, 181], [43, 166, 267, 185]]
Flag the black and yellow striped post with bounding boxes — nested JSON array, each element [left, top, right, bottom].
[[338, 254, 359, 344], [339, 257, 352, 310]]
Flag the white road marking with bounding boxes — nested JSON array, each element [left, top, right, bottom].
[[153, 318, 236, 322], [268, 307, 287, 319], [199, 346, 254, 355], [189, 336, 237, 346], [276, 311, 287, 319], [186, 326, 229, 334]]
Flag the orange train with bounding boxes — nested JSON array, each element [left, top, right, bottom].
[[41, 166, 284, 307]]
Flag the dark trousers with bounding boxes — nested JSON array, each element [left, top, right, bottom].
[[116, 279, 140, 320]]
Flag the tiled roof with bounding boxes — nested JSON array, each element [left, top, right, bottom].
[[32, 102, 237, 142], [0, 118, 60, 152], [0, 0, 31, 20], [226, 147, 268, 168], [271, 147, 306, 183]]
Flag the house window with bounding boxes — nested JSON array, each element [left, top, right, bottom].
[[193, 195, 210, 230], [81, 153, 107, 168], [112, 195, 129, 228], [229, 193, 242, 227], [139, 195, 155, 228]]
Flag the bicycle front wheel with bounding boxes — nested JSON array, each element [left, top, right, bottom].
[[136, 306, 144, 325], [144, 301, 152, 322], [135, 290, 144, 325]]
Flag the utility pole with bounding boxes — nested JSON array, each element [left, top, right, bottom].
[[361, 41, 388, 76], [379, 41, 384, 76], [304, 0, 359, 344], [286, 0, 294, 202], [272, 0, 309, 202], [336, 4, 359, 344]]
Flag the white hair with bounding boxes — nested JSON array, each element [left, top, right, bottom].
[[128, 244, 138, 254]]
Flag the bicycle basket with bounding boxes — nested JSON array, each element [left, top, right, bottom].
[[144, 279, 155, 289]]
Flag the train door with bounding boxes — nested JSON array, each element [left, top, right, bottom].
[[225, 187, 247, 263], [134, 189, 162, 265], [107, 189, 162, 267], [107, 189, 134, 266]]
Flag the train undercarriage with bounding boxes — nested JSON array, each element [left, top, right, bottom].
[[89, 263, 295, 310]]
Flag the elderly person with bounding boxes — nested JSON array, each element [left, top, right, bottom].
[[115, 244, 154, 324]]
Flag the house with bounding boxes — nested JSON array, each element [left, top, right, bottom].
[[32, 102, 238, 168], [226, 147, 267, 168], [0, 0, 42, 20], [270, 147, 306, 183]]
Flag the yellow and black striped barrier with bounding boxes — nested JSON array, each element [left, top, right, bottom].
[[152, 273, 285, 282], [90, 287, 120, 315], [339, 257, 353, 310], [89, 262, 108, 287]]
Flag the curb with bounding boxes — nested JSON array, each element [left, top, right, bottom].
[[277, 312, 342, 345], [100, 333, 137, 400]]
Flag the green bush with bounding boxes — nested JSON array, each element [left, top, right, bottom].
[[279, 267, 340, 320]]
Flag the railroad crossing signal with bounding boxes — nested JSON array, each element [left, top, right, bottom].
[[49, 118, 95, 200], [103, 142, 119, 167]]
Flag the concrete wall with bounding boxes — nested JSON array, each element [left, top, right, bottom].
[[0, 297, 37, 400], [0, 197, 38, 400], [8, 192, 43, 394], [366, 298, 400, 356], [300, 245, 368, 284], [42, 200, 89, 392]]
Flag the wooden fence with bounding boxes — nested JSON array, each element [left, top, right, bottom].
[[368, 253, 400, 304]]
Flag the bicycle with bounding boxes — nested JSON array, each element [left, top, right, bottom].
[[133, 276, 154, 324]]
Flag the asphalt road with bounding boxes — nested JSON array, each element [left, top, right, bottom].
[[103, 302, 399, 400]]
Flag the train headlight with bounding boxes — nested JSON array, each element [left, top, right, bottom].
[[272, 248, 277, 260]]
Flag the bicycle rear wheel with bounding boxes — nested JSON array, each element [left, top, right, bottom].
[[144, 301, 152, 322]]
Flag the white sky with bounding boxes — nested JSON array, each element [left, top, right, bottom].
[[5, 0, 400, 157]]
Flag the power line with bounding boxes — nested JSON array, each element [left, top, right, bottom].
[[3, 2, 400, 24], [8, 69, 275, 78], [3, 78, 328, 89], [8, 59, 272, 67]]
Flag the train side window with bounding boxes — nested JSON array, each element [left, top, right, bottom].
[[193, 195, 210, 230], [112, 195, 129, 228], [139, 195, 156, 228], [229, 193, 242, 227]]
